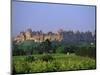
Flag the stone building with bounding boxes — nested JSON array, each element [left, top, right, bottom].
[[14, 29, 63, 43]]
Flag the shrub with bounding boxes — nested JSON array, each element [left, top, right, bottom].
[[29, 60, 48, 73], [13, 62, 31, 74], [40, 54, 53, 62], [13, 54, 96, 73], [55, 46, 65, 54], [75, 45, 96, 58], [25, 56, 35, 62]]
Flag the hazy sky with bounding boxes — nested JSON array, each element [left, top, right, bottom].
[[12, 1, 96, 36]]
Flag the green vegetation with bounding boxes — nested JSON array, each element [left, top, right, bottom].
[[12, 39, 96, 74], [12, 54, 96, 74], [13, 40, 96, 58], [55, 46, 65, 53], [75, 45, 96, 58]]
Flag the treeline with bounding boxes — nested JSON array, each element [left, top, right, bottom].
[[60, 30, 95, 44], [12, 39, 96, 58]]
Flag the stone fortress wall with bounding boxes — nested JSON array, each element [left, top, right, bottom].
[[14, 29, 63, 43]]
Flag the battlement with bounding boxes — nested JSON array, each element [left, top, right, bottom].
[[14, 29, 63, 43]]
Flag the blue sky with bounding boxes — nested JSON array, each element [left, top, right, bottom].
[[12, 1, 96, 36]]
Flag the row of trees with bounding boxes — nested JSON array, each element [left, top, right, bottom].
[[12, 39, 52, 55], [12, 39, 96, 58], [61, 31, 95, 44]]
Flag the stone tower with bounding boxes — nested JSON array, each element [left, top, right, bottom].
[[25, 29, 32, 40]]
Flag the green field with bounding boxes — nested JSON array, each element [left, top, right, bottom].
[[12, 54, 96, 74]]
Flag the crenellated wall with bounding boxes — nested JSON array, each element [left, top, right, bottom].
[[14, 29, 63, 43]]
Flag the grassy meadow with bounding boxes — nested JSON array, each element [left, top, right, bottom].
[[12, 54, 96, 74]]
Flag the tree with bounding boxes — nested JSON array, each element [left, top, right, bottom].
[[21, 40, 38, 55], [75, 45, 96, 58], [55, 46, 65, 54], [13, 40, 38, 55], [39, 39, 52, 54]]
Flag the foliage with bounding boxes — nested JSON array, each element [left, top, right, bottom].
[[64, 44, 78, 53], [55, 46, 65, 53], [25, 56, 35, 62], [38, 39, 52, 54], [75, 45, 96, 58], [40, 54, 53, 62], [13, 39, 96, 58], [13, 54, 96, 74], [13, 62, 31, 74], [13, 39, 53, 55]]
